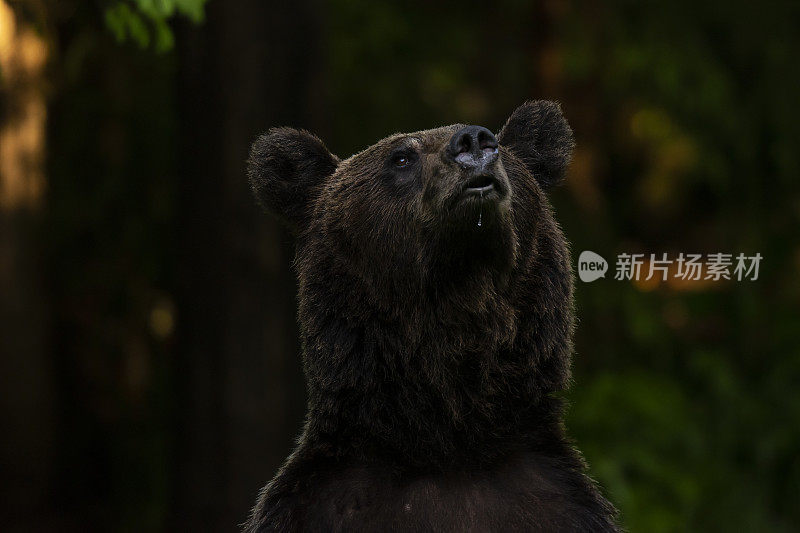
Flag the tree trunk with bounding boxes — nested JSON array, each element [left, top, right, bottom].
[[0, 3, 54, 528], [173, 0, 326, 528]]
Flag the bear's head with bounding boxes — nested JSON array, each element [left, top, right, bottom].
[[248, 101, 575, 466]]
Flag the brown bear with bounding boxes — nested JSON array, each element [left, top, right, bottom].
[[244, 101, 619, 532]]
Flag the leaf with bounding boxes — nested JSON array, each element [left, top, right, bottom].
[[135, 0, 177, 18], [153, 17, 175, 54], [125, 9, 151, 48], [103, 0, 208, 51], [175, 0, 206, 23], [104, 4, 131, 43]]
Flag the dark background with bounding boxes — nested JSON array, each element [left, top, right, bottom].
[[1, 0, 799, 531]]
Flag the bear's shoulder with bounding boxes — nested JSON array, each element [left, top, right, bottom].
[[248, 451, 618, 532]]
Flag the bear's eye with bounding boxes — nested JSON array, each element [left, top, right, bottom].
[[390, 151, 416, 169]]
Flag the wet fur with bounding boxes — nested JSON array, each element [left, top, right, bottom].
[[244, 101, 619, 532]]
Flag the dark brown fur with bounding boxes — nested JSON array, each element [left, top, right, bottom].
[[244, 101, 619, 532]]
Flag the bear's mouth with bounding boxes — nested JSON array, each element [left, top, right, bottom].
[[463, 174, 497, 195], [461, 173, 509, 202]]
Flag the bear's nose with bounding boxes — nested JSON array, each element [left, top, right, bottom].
[[447, 125, 499, 171]]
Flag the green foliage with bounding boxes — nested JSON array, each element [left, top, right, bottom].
[[557, 2, 800, 531], [104, 0, 207, 52]]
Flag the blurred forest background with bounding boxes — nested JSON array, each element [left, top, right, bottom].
[[1, 0, 799, 531]]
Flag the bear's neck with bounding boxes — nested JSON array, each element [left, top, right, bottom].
[[299, 274, 569, 469]]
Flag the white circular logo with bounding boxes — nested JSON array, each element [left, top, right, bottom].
[[578, 251, 608, 282]]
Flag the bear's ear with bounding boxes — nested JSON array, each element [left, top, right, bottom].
[[248, 128, 339, 231], [497, 100, 574, 188]]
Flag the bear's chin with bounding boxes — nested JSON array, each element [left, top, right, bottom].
[[438, 197, 512, 242], [420, 207, 517, 288]]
